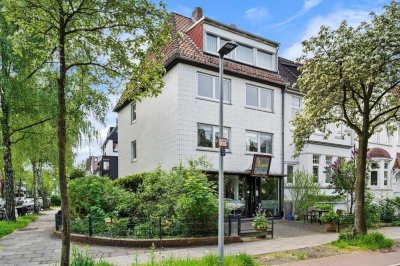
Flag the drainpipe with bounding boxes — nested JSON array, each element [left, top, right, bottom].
[[281, 83, 289, 218]]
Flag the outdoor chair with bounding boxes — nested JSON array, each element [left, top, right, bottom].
[[303, 206, 318, 223]]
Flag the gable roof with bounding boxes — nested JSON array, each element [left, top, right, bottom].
[[114, 12, 289, 112]]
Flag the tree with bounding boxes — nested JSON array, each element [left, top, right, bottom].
[[287, 171, 321, 217], [292, 2, 400, 235], [5, 1, 171, 264], [328, 156, 356, 214]]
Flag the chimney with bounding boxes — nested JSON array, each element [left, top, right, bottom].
[[192, 7, 203, 21]]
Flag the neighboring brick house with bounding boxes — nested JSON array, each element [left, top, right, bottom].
[[115, 7, 400, 217]]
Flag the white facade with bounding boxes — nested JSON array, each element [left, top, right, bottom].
[[117, 11, 400, 213]]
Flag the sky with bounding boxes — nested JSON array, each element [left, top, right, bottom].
[[73, 0, 391, 165]]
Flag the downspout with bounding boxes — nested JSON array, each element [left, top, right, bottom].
[[281, 83, 288, 218]]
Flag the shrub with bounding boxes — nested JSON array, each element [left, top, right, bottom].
[[252, 208, 268, 229], [365, 191, 380, 227], [69, 168, 86, 180], [287, 171, 321, 216], [50, 194, 61, 206], [320, 210, 339, 223], [68, 175, 132, 218], [380, 198, 396, 223], [315, 203, 333, 211], [113, 173, 146, 192]]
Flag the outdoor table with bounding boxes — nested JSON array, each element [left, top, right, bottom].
[[312, 209, 329, 225]]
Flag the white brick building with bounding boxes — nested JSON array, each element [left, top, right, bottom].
[[115, 7, 400, 217]]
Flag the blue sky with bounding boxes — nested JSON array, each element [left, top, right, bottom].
[[74, 0, 391, 165]]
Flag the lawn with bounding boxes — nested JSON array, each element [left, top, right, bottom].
[[331, 232, 394, 251], [0, 215, 38, 238]]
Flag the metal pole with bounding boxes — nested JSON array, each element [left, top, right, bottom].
[[218, 53, 224, 265]]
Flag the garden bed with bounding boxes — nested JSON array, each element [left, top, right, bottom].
[[53, 230, 241, 247]]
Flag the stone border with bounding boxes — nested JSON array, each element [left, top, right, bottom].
[[53, 230, 242, 248]]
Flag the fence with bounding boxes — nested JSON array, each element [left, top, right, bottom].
[[55, 213, 251, 239]]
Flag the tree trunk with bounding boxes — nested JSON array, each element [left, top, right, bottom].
[[354, 135, 368, 235], [1, 94, 16, 221], [31, 160, 39, 214], [58, 9, 70, 266], [38, 161, 49, 209]]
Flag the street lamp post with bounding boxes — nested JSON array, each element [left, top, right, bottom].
[[217, 41, 237, 265]]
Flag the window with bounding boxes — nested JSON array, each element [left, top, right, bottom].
[[198, 73, 231, 102], [287, 165, 294, 184], [131, 141, 137, 161], [204, 33, 276, 70], [131, 103, 136, 123], [325, 156, 333, 183], [246, 131, 272, 154], [312, 155, 320, 183], [384, 162, 389, 186], [103, 160, 109, 170], [206, 34, 218, 53], [291, 96, 301, 119], [236, 44, 254, 64], [257, 50, 273, 69], [113, 143, 118, 152], [370, 162, 379, 186], [246, 84, 273, 111], [197, 124, 230, 149]]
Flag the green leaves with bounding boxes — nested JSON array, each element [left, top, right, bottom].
[[293, 1, 400, 156]]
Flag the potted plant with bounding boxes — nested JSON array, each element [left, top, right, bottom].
[[320, 210, 339, 232], [252, 209, 269, 231]]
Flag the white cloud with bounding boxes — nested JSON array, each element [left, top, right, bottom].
[[244, 7, 269, 24], [281, 8, 371, 60], [271, 0, 322, 28]]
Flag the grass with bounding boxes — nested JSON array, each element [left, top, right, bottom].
[[71, 247, 115, 266], [331, 232, 394, 251], [0, 214, 38, 238], [135, 253, 258, 266]]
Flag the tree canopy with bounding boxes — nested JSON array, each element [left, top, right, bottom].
[[292, 1, 400, 234]]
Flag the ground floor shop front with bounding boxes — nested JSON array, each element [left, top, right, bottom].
[[208, 172, 284, 217]]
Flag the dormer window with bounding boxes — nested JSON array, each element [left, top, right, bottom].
[[204, 32, 276, 71]]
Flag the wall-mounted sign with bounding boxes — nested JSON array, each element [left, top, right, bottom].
[[251, 154, 272, 177]]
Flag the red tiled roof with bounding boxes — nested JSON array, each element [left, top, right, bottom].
[[367, 147, 392, 159], [165, 13, 285, 86], [394, 153, 400, 169], [114, 13, 286, 111]]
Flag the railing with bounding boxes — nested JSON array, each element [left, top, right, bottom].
[[56, 213, 221, 239]]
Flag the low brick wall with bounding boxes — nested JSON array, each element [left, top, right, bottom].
[[53, 230, 242, 248]]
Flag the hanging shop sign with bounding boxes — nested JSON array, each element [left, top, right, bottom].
[[250, 154, 272, 177]]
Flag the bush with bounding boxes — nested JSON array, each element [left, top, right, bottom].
[[69, 168, 86, 180], [68, 175, 132, 218], [50, 194, 61, 206], [320, 210, 339, 223], [365, 191, 380, 227], [333, 232, 394, 251], [380, 198, 396, 223], [288, 171, 321, 216]]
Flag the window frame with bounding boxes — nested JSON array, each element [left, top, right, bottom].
[[384, 162, 389, 187], [245, 130, 273, 155], [287, 165, 294, 184], [370, 162, 379, 186], [203, 32, 276, 71], [325, 156, 333, 184], [197, 123, 230, 150], [312, 155, 320, 183], [197, 72, 231, 103], [131, 141, 137, 162], [130, 103, 136, 124], [245, 84, 273, 112]]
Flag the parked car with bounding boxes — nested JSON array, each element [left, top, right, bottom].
[[225, 198, 245, 213]]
